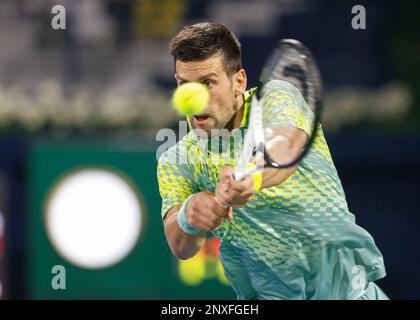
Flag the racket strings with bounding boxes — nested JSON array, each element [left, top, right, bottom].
[[234, 39, 323, 178]]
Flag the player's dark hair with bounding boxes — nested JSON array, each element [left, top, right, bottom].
[[170, 22, 242, 76]]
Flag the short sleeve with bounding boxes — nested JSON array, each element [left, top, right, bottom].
[[157, 150, 197, 219], [262, 80, 315, 137]]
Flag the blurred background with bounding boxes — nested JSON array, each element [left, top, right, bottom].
[[0, 0, 419, 299]]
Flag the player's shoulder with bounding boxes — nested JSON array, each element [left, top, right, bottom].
[[262, 80, 307, 108], [157, 132, 198, 165], [157, 142, 177, 165], [244, 81, 297, 103], [264, 79, 301, 95]]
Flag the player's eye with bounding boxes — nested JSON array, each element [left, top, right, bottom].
[[203, 80, 215, 88]]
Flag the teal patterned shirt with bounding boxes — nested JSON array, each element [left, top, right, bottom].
[[157, 80, 386, 299]]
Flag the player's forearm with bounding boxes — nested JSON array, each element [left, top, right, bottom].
[[260, 128, 303, 189], [164, 208, 205, 260], [261, 165, 299, 189]]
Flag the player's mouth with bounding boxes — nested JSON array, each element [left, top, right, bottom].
[[192, 115, 210, 125]]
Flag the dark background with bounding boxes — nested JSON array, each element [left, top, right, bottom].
[[0, 0, 419, 299]]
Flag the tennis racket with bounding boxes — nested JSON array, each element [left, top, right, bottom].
[[234, 39, 323, 181]]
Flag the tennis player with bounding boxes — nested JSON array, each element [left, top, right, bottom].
[[157, 22, 388, 300]]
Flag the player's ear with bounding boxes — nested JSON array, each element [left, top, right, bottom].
[[174, 74, 181, 86], [234, 69, 247, 97]]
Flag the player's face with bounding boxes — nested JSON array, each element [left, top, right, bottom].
[[175, 55, 247, 137]]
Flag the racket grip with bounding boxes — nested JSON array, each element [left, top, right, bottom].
[[234, 165, 259, 181]]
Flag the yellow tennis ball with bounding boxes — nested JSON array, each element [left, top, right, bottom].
[[172, 82, 209, 116]]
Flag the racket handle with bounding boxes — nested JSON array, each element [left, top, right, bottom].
[[233, 165, 260, 181], [234, 163, 263, 192]]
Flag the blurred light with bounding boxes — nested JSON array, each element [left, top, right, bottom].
[[45, 169, 143, 269]]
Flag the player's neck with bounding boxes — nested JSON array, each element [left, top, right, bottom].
[[226, 93, 245, 131]]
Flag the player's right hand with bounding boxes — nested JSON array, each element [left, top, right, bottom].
[[185, 192, 231, 232]]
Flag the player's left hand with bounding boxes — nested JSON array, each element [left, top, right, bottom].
[[215, 166, 256, 209]]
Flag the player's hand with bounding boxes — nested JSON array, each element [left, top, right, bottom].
[[215, 166, 256, 209], [185, 192, 232, 232]]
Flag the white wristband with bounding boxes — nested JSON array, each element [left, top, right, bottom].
[[176, 194, 201, 235]]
